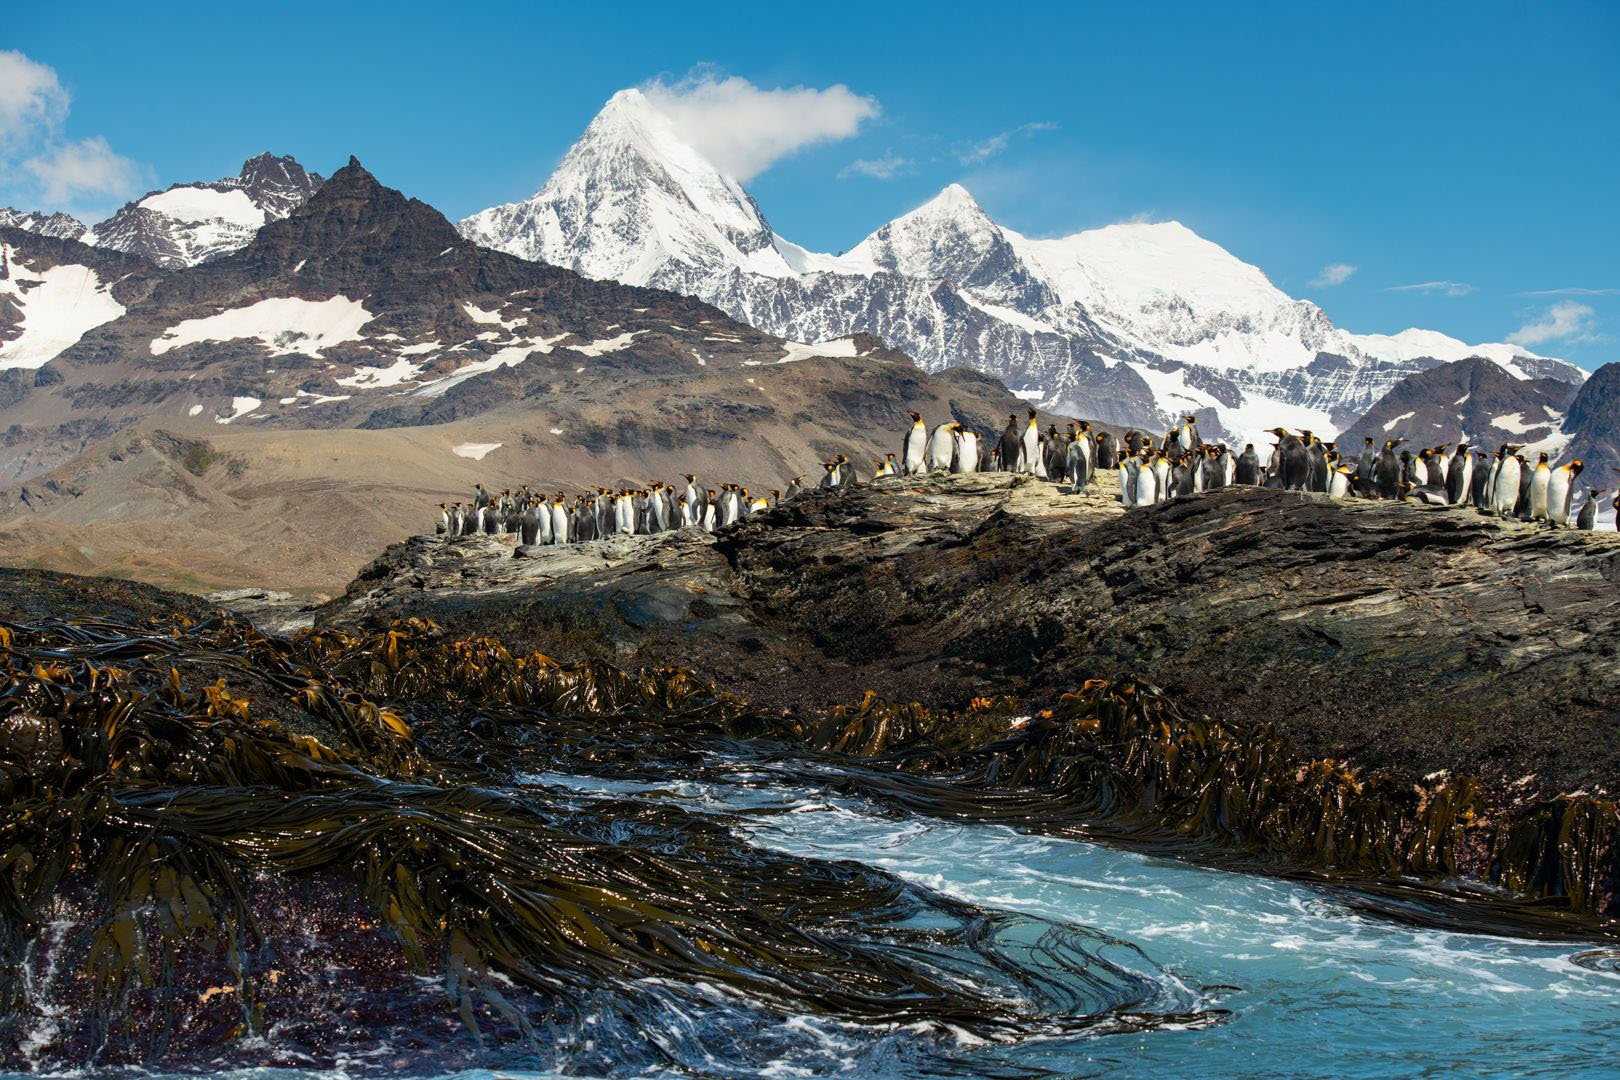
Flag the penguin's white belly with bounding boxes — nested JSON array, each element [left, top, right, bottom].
[[1530, 471, 1550, 520], [1135, 467, 1156, 505], [957, 434, 979, 473], [1547, 472, 1572, 525]]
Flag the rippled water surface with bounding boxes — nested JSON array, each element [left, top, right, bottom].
[[14, 756, 1618, 1079]]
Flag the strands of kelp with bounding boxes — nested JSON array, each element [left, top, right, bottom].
[[717, 685, 1620, 935], [0, 616, 1219, 1072]]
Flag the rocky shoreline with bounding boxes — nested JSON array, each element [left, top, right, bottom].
[[314, 472, 1620, 800], [6, 471, 1618, 940]]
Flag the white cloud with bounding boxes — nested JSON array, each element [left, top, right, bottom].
[[1309, 262, 1357, 288], [642, 70, 878, 182], [1385, 280, 1476, 297], [1508, 301, 1597, 346], [838, 153, 911, 181], [0, 51, 141, 212], [0, 50, 68, 147], [24, 136, 140, 203], [1516, 287, 1618, 297], [958, 121, 1058, 165]]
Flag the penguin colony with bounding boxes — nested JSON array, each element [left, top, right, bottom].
[[1104, 417, 1612, 527], [433, 408, 1614, 542]]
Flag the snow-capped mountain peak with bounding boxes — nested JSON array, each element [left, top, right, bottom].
[[0, 207, 90, 243], [88, 153, 323, 268], [462, 88, 1585, 449], [460, 87, 794, 285]]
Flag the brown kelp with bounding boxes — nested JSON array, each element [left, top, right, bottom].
[[0, 615, 1212, 1072], [726, 683, 1620, 932]]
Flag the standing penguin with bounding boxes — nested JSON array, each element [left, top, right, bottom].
[[902, 413, 928, 475], [997, 414, 1021, 472], [1066, 423, 1094, 490], [927, 421, 958, 472], [954, 428, 980, 474], [1446, 442, 1472, 505], [1096, 431, 1120, 471], [1020, 410, 1041, 475], [1529, 453, 1552, 521], [1306, 434, 1329, 492], [1471, 451, 1493, 509], [1374, 440, 1404, 500], [1355, 437, 1376, 483], [1575, 489, 1605, 530], [1150, 452, 1171, 504], [1176, 415, 1200, 454], [550, 496, 570, 545], [1546, 459, 1583, 527], [1272, 428, 1311, 491], [1135, 454, 1159, 506], [1489, 445, 1523, 516], [1120, 457, 1139, 507], [1235, 444, 1261, 486], [1328, 464, 1354, 499]]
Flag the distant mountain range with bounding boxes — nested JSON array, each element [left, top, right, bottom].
[[0, 159, 1050, 592], [460, 88, 1587, 448], [1, 153, 322, 269]]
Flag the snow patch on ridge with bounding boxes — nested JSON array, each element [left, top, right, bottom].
[[215, 396, 260, 424], [151, 296, 374, 357], [452, 442, 502, 460], [0, 245, 127, 369]]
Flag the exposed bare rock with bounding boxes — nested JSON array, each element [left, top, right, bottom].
[[313, 473, 1620, 800]]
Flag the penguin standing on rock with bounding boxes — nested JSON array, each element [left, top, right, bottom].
[[1446, 442, 1472, 505], [902, 413, 928, 475], [1489, 445, 1523, 516], [1374, 439, 1404, 500], [1529, 453, 1552, 521], [1576, 489, 1605, 530], [1271, 428, 1311, 491], [927, 421, 958, 472], [954, 428, 980, 474], [997, 414, 1021, 472], [1546, 459, 1583, 527], [1305, 433, 1329, 492], [1096, 431, 1119, 471], [1235, 444, 1261, 486], [1019, 410, 1041, 475]]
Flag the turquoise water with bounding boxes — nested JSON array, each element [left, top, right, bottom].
[[515, 763, 1620, 1079], [11, 759, 1616, 1078]]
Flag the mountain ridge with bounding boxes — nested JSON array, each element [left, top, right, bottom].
[[461, 89, 1586, 448]]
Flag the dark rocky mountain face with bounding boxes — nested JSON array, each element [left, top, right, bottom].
[[1338, 355, 1579, 456], [89, 153, 324, 268], [1562, 361, 1620, 496], [0, 159, 1071, 593], [0, 207, 88, 242]]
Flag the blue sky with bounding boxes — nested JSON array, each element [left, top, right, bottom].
[[6, 1, 1616, 368]]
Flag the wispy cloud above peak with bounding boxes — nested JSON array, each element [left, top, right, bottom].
[[838, 153, 912, 181], [957, 121, 1058, 165], [1385, 280, 1476, 297], [1309, 262, 1357, 288], [641, 69, 878, 182], [1515, 286, 1618, 297], [1508, 300, 1599, 347]]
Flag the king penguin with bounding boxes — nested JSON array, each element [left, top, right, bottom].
[[902, 412, 928, 475], [1546, 459, 1583, 527], [927, 421, 958, 472], [954, 428, 981, 474], [1020, 409, 1041, 475]]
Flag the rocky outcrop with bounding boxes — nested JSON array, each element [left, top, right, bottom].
[[1338, 355, 1580, 453], [315, 473, 1620, 801]]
